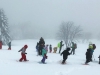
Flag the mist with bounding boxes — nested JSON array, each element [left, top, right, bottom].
[[0, 0, 100, 39]]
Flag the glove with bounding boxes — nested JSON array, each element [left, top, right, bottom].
[[25, 53, 27, 54]]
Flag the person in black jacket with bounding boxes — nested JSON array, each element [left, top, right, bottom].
[[85, 49, 91, 64], [38, 37, 45, 55], [61, 47, 71, 64]]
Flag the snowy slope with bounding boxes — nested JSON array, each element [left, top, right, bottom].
[[0, 39, 100, 75]]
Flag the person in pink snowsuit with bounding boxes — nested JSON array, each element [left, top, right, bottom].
[[44, 45, 48, 53], [18, 45, 28, 62]]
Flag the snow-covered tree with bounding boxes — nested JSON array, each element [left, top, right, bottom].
[[0, 9, 11, 45], [57, 21, 82, 47]]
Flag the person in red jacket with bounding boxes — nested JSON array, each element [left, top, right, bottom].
[[0, 41, 2, 49], [18, 45, 28, 62]]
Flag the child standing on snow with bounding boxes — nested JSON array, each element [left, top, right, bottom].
[[61, 47, 71, 64], [8, 42, 11, 50], [36, 42, 39, 56], [85, 49, 91, 64], [18, 45, 28, 62], [49, 44, 52, 53]]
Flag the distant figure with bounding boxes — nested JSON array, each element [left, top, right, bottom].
[[71, 42, 77, 55], [0, 41, 2, 49], [18, 45, 28, 62], [36, 42, 39, 56], [45, 44, 49, 53], [49, 44, 52, 53], [53, 47, 57, 53], [58, 41, 64, 53], [8, 42, 11, 50]]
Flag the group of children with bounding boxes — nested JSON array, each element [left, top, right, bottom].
[[17, 39, 100, 65]]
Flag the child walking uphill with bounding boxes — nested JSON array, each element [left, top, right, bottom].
[[41, 47, 48, 64], [18, 45, 28, 62], [61, 47, 71, 64]]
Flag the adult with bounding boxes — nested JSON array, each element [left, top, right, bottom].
[[58, 41, 64, 53], [38, 37, 45, 55]]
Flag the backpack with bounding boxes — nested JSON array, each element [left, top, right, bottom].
[[93, 44, 96, 50], [74, 43, 77, 49]]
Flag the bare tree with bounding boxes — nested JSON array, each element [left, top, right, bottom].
[[57, 21, 82, 47], [81, 32, 92, 43]]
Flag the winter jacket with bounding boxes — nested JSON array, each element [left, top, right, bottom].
[[19, 47, 27, 54], [71, 42, 75, 49], [57, 41, 64, 48], [86, 49, 91, 59], [42, 48, 47, 56], [49, 46, 52, 50], [39, 40, 45, 47], [45, 45, 48, 51], [57, 43, 60, 48], [61, 49, 70, 59]]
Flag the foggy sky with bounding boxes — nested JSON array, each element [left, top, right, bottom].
[[0, 0, 100, 39]]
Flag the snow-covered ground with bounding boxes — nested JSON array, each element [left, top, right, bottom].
[[0, 39, 100, 75]]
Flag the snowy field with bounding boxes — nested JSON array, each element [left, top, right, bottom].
[[0, 39, 100, 75]]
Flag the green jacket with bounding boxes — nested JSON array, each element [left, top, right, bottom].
[[57, 42, 60, 48], [42, 49, 47, 56]]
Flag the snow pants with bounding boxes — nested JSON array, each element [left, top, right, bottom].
[[41, 56, 46, 63], [62, 56, 68, 64], [50, 50, 52, 53], [59, 47, 62, 53], [71, 48, 75, 55], [19, 53, 27, 61], [8, 45, 11, 50]]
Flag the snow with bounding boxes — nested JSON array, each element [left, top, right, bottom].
[[0, 39, 100, 75]]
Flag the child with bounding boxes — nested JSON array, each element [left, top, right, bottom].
[[18, 45, 28, 62], [61, 47, 71, 64], [53, 47, 57, 53], [85, 49, 91, 64], [98, 55, 100, 64], [36, 42, 39, 56], [41, 53, 48, 64], [45, 44, 48, 53], [8, 42, 11, 50], [0, 41, 2, 49], [49, 44, 52, 53]]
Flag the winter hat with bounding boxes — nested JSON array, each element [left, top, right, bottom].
[[24, 45, 28, 48], [67, 47, 70, 51]]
